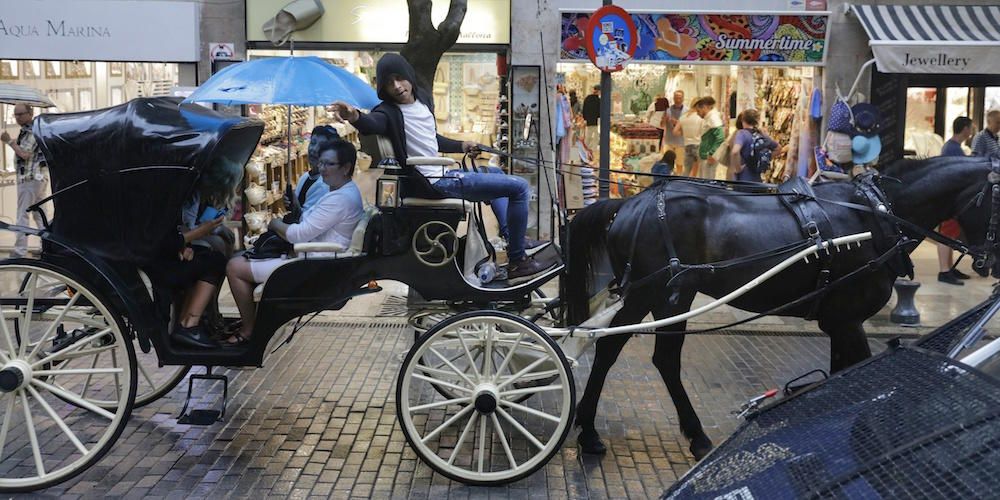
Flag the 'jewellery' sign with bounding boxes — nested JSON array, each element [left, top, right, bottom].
[[0, 0, 199, 62], [871, 46, 993, 74], [561, 12, 829, 65]]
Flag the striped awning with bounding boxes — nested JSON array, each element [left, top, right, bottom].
[[849, 4, 1000, 74]]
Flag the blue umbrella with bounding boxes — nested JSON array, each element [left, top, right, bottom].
[[182, 56, 379, 109]]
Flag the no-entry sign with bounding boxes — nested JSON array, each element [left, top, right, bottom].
[[584, 5, 637, 72]]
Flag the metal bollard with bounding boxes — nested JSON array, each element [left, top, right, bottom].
[[890, 279, 921, 325]]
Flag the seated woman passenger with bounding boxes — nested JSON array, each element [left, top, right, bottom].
[[222, 138, 363, 347], [145, 157, 242, 349], [283, 125, 340, 219]]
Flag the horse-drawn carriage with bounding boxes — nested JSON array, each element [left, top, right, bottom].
[[2, 96, 997, 492]]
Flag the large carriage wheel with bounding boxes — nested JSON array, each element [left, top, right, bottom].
[[0, 262, 136, 492], [17, 270, 187, 408], [397, 311, 574, 485]]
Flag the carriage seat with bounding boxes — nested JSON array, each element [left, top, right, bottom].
[[402, 156, 468, 212], [252, 205, 378, 302]]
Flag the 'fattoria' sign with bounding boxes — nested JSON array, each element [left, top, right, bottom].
[[561, 12, 828, 65], [0, 0, 200, 62]]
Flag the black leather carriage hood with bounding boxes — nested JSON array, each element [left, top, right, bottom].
[[375, 53, 434, 113]]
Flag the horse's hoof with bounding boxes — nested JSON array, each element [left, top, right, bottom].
[[690, 436, 713, 461], [577, 427, 607, 455]]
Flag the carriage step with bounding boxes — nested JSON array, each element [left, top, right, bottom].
[[177, 366, 228, 425]]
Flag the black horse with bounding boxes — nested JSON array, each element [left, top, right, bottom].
[[565, 155, 997, 460]]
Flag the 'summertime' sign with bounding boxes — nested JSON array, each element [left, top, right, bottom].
[[562, 12, 828, 65]]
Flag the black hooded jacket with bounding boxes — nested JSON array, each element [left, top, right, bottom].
[[351, 53, 464, 199]]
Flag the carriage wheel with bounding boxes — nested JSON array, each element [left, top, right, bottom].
[[16, 268, 186, 408], [398, 311, 574, 485], [0, 263, 136, 492]]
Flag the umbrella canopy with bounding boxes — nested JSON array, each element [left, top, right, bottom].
[[182, 56, 379, 109], [0, 83, 56, 108]]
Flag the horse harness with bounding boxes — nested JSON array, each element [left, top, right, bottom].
[[617, 173, 915, 320]]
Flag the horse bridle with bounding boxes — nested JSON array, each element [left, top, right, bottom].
[[974, 157, 1000, 272]]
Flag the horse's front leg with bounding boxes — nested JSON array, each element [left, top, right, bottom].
[[819, 318, 873, 372], [575, 297, 650, 455], [650, 294, 713, 460]]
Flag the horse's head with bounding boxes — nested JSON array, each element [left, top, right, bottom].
[[955, 159, 1000, 277]]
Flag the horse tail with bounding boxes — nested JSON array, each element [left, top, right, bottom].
[[565, 198, 627, 325]]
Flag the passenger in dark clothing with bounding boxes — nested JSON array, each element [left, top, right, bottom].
[[330, 54, 554, 281]]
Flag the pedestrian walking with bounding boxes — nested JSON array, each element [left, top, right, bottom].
[[971, 109, 1000, 158], [695, 97, 725, 180], [0, 104, 47, 257], [674, 101, 704, 177], [582, 85, 601, 154], [937, 116, 975, 285]]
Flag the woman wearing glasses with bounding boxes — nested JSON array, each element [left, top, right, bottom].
[[221, 138, 363, 348]]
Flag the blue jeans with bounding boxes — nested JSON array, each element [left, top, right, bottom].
[[434, 166, 530, 261]]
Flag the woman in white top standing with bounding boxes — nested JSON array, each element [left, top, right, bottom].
[[222, 139, 363, 347], [674, 99, 704, 177]]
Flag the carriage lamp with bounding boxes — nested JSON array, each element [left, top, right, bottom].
[[376, 158, 402, 209]]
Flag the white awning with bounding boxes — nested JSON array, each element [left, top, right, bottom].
[[849, 4, 1000, 74]]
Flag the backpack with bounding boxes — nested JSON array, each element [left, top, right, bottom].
[[747, 129, 773, 175]]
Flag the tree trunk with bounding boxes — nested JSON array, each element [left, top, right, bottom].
[[401, 0, 468, 91]]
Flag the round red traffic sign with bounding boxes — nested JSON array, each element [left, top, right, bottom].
[[584, 5, 637, 72]]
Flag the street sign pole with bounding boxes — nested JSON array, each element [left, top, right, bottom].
[[598, 0, 611, 200]]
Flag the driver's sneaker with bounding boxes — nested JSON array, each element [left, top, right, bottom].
[[507, 255, 556, 283]]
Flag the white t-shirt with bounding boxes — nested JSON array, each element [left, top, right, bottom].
[[285, 181, 364, 256], [399, 101, 445, 182], [678, 113, 704, 146], [702, 109, 724, 132]]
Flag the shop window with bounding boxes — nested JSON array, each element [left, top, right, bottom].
[[904, 87, 939, 158], [943, 87, 971, 148], [985, 87, 1000, 129]]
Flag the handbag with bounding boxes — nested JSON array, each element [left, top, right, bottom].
[[244, 230, 292, 260]]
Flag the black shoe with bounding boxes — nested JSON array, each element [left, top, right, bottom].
[[577, 427, 607, 455], [938, 272, 964, 286], [951, 269, 971, 280], [172, 325, 219, 349], [507, 256, 557, 283]]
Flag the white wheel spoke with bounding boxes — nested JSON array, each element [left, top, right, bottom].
[[490, 413, 517, 469], [455, 331, 481, 380], [0, 304, 17, 356], [19, 273, 38, 357], [413, 363, 461, 380], [413, 372, 473, 394], [26, 293, 81, 360], [448, 411, 478, 465], [51, 344, 115, 363], [26, 385, 88, 455], [499, 369, 561, 384], [427, 347, 475, 388], [421, 404, 474, 444], [409, 396, 470, 413], [31, 327, 112, 368], [34, 367, 124, 376], [31, 378, 115, 420], [20, 391, 45, 478], [495, 356, 551, 391], [137, 359, 156, 389], [496, 407, 544, 450], [499, 384, 564, 398], [111, 348, 121, 400], [0, 394, 13, 459], [492, 331, 525, 383], [483, 323, 494, 379], [82, 351, 100, 398], [477, 410, 487, 473], [498, 399, 561, 423]]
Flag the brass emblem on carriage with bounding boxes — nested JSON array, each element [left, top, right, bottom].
[[412, 221, 459, 267]]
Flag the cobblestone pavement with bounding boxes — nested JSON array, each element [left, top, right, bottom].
[[20, 315, 888, 499]]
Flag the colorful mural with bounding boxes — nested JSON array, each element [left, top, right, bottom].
[[561, 13, 828, 64]]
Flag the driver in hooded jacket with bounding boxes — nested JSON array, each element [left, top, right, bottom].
[[331, 53, 554, 282]]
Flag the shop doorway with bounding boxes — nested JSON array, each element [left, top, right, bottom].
[[900, 82, 1000, 158]]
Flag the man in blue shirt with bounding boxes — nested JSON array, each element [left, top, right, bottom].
[[941, 116, 972, 157], [937, 116, 973, 285]]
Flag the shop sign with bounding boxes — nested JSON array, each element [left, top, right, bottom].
[[561, 12, 828, 65], [871, 46, 998, 75], [584, 5, 637, 72], [246, 0, 510, 45], [209, 43, 235, 61], [0, 0, 200, 62]]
